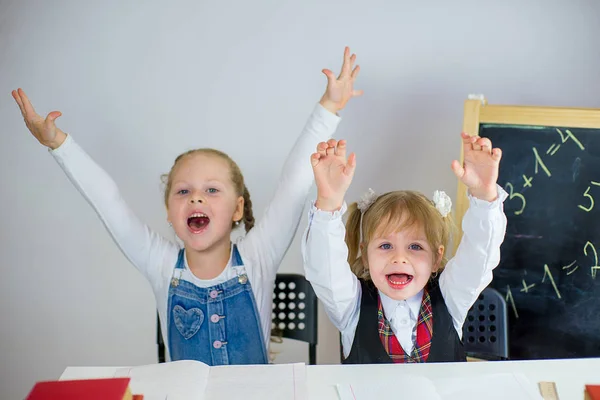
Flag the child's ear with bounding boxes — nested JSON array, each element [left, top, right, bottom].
[[232, 195, 245, 222], [360, 243, 368, 267], [433, 245, 445, 271]]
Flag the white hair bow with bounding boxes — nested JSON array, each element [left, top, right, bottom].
[[433, 190, 452, 217], [357, 188, 378, 213], [357, 188, 378, 244]]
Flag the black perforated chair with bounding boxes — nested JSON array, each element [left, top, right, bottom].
[[462, 287, 509, 360], [156, 273, 318, 364], [157, 312, 165, 363], [272, 273, 319, 365]]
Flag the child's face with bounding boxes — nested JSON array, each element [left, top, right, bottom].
[[365, 222, 443, 301], [166, 153, 244, 252]]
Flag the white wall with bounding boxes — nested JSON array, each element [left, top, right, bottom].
[[1, 0, 599, 398]]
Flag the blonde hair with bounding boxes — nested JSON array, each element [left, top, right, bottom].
[[161, 148, 255, 233], [345, 190, 456, 280]]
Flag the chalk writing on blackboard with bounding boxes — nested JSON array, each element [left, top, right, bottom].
[[504, 240, 600, 318], [504, 182, 526, 215], [584, 241, 600, 279], [541, 264, 561, 299], [505, 285, 519, 319], [504, 129, 587, 217], [490, 126, 600, 320], [520, 279, 535, 293], [561, 260, 578, 275], [578, 181, 600, 212], [533, 147, 551, 177]]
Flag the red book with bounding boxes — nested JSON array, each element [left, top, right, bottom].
[[586, 385, 600, 400], [25, 377, 141, 400]]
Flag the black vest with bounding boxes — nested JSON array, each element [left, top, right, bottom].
[[343, 279, 466, 364]]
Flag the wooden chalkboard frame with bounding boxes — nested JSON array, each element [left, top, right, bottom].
[[453, 99, 600, 255]]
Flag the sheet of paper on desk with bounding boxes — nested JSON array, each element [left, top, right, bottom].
[[205, 363, 306, 400], [434, 373, 543, 400], [336, 374, 440, 399], [336, 372, 542, 400], [113, 360, 209, 400]]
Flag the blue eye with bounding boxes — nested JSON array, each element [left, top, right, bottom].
[[379, 243, 392, 250], [207, 188, 219, 194], [409, 243, 423, 251], [177, 189, 189, 195]]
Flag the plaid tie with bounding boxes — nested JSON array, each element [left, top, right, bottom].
[[377, 288, 433, 363]]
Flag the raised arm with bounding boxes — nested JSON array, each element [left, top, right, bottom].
[[301, 202, 361, 334], [440, 186, 508, 335], [302, 138, 361, 356], [441, 133, 508, 334], [239, 47, 363, 278], [12, 88, 177, 286]]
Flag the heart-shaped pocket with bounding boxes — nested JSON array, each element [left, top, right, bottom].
[[173, 305, 204, 339]]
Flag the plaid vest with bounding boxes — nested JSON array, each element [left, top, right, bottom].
[[377, 288, 433, 363], [342, 279, 465, 364]]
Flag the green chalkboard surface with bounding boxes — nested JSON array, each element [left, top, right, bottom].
[[480, 123, 600, 359]]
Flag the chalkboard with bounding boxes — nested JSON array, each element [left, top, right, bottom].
[[455, 100, 600, 360]]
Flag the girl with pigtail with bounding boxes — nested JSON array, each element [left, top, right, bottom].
[[302, 134, 508, 363], [12, 47, 362, 366]]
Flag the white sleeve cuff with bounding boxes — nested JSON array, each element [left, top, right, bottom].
[[48, 133, 74, 157], [466, 184, 508, 212], [313, 103, 342, 126], [308, 201, 348, 223]]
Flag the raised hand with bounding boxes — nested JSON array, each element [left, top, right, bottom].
[[319, 47, 363, 114], [311, 139, 356, 211], [12, 88, 67, 149], [451, 132, 502, 202]]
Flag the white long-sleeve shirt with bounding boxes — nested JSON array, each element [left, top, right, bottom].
[[301, 187, 508, 358], [50, 103, 341, 360]]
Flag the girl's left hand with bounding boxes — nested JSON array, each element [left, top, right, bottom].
[[451, 132, 502, 202], [319, 47, 363, 114]]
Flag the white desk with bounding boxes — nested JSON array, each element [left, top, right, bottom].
[[61, 358, 600, 400]]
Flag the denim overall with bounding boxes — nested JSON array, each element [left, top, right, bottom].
[[167, 244, 268, 365]]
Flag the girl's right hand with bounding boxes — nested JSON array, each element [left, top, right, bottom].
[[311, 139, 356, 211], [12, 88, 67, 150]]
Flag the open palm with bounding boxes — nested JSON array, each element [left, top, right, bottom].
[[319, 47, 363, 114], [312, 139, 356, 211], [451, 132, 502, 201], [12, 88, 66, 149]]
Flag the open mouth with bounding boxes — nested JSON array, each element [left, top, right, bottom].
[[187, 212, 210, 233], [386, 273, 414, 289]]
